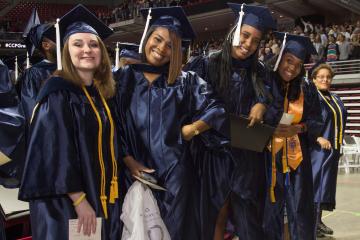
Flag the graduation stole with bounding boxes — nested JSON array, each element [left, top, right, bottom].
[[269, 87, 304, 202], [317, 90, 343, 150], [82, 86, 119, 219]]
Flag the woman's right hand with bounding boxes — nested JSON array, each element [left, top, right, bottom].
[[317, 137, 332, 150], [74, 198, 97, 236], [123, 155, 155, 177]]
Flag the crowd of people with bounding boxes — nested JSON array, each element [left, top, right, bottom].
[[0, 2, 350, 240], [191, 19, 360, 63]]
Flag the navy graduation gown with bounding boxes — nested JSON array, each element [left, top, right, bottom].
[[263, 77, 323, 240], [19, 60, 57, 122], [310, 91, 347, 211], [19, 77, 123, 240], [115, 64, 226, 240], [0, 64, 25, 182], [186, 54, 273, 239]]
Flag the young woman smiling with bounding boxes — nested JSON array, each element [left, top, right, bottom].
[[184, 3, 276, 240], [19, 5, 123, 240], [262, 32, 323, 240], [115, 6, 226, 240]]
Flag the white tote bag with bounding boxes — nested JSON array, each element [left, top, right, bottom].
[[121, 181, 171, 240]]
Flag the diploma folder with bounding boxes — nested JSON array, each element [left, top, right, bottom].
[[230, 115, 275, 152]]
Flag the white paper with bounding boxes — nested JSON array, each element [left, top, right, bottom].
[[69, 217, 102, 240], [0, 151, 11, 166], [0, 186, 29, 216], [279, 113, 294, 125]]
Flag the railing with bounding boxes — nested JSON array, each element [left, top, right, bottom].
[[304, 59, 360, 75]]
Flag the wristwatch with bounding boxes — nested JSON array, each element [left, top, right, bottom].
[[192, 124, 200, 136]]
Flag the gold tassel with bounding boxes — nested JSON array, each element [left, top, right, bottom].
[[101, 195, 108, 219], [270, 187, 275, 203], [109, 177, 118, 203]]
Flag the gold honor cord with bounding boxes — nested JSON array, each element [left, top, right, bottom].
[[331, 96, 344, 146], [98, 92, 119, 204], [317, 90, 343, 149], [82, 86, 119, 219]]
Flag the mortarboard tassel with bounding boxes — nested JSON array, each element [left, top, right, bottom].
[[232, 4, 245, 47], [114, 42, 119, 71], [14, 56, 18, 80], [26, 52, 30, 69], [187, 44, 191, 63], [55, 18, 62, 70], [273, 33, 287, 72], [139, 8, 152, 54]]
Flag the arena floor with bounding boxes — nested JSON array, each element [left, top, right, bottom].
[[321, 171, 360, 240]]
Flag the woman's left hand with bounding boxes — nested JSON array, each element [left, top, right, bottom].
[[248, 103, 267, 127], [182, 124, 197, 141]]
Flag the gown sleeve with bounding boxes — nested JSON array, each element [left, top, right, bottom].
[[0, 64, 25, 181], [185, 71, 226, 133], [303, 81, 323, 142], [19, 91, 83, 200], [20, 68, 45, 122], [114, 66, 135, 158], [263, 72, 284, 127]]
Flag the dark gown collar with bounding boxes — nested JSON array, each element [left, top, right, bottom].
[[231, 56, 253, 69], [319, 89, 331, 97], [131, 63, 169, 74], [131, 63, 169, 88]]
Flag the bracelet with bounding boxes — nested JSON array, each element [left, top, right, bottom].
[[192, 124, 200, 136], [73, 193, 86, 207]]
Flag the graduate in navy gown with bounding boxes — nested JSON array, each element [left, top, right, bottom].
[[20, 23, 57, 123], [19, 5, 123, 240], [185, 3, 276, 240], [0, 63, 25, 187], [263, 33, 323, 240], [310, 63, 347, 237], [115, 6, 226, 240]]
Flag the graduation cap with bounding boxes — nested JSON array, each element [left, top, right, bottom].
[[24, 23, 53, 56], [227, 2, 276, 46], [272, 32, 317, 71], [44, 4, 113, 71], [114, 42, 140, 70], [119, 42, 140, 59], [138, 6, 196, 53]]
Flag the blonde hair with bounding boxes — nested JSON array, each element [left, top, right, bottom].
[[141, 26, 182, 85], [55, 35, 116, 99], [311, 63, 335, 80]]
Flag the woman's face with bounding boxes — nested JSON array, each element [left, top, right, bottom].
[[278, 53, 303, 82], [232, 24, 262, 60], [145, 27, 172, 66], [68, 33, 101, 73], [313, 68, 332, 91]]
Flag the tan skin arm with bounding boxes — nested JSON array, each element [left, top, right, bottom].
[[68, 192, 96, 237]]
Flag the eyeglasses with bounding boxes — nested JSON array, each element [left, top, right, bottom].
[[315, 75, 332, 82]]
